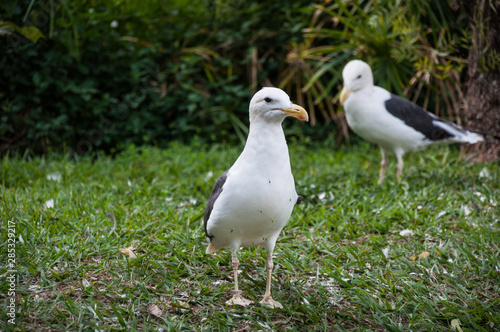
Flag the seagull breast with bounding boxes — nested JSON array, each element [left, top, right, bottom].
[[205, 87, 308, 251]]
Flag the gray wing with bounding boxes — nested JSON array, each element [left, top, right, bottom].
[[203, 171, 228, 240]]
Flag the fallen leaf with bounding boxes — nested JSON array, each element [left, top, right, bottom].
[[119, 246, 137, 258], [147, 303, 162, 317], [437, 211, 446, 218], [399, 229, 414, 237], [172, 301, 190, 310], [479, 168, 491, 179], [44, 199, 54, 209], [409, 251, 431, 261], [451, 319, 463, 332], [419, 251, 430, 259], [82, 279, 91, 288], [461, 205, 472, 215], [46, 172, 62, 182], [28, 285, 42, 292]]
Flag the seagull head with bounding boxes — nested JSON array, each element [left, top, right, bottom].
[[249, 87, 308, 123], [340, 60, 374, 105]]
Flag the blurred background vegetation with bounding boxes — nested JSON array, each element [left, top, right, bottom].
[[0, 0, 470, 155]]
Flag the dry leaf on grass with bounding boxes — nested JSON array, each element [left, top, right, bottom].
[[399, 229, 414, 237], [119, 246, 137, 258], [409, 251, 430, 261], [82, 279, 91, 288], [451, 319, 463, 332], [47, 172, 62, 182], [419, 251, 430, 258], [172, 301, 190, 310], [147, 303, 162, 317]]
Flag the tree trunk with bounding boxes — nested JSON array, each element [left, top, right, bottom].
[[454, 0, 500, 162]]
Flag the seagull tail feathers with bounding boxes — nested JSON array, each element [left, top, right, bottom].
[[463, 131, 484, 144], [206, 242, 218, 254], [432, 120, 484, 144]]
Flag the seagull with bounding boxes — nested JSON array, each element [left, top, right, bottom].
[[340, 59, 484, 184], [204, 87, 308, 308]]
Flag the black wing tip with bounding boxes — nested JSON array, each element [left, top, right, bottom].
[[296, 196, 304, 204]]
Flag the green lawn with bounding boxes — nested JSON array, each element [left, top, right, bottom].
[[1, 141, 499, 331]]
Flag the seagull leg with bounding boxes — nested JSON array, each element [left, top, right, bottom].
[[378, 150, 388, 185], [259, 251, 283, 309], [226, 250, 254, 307], [396, 152, 404, 183]]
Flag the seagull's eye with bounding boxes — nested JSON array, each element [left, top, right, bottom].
[[264, 97, 273, 103], [356, 74, 362, 79]]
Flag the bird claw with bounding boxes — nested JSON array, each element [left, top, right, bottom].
[[259, 295, 283, 309], [226, 294, 254, 307]]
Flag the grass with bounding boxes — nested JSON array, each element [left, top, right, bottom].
[[1, 141, 499, 331]]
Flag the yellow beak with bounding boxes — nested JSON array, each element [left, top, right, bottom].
[[340, 87, 353, 105], [280, 104, 309, 122]]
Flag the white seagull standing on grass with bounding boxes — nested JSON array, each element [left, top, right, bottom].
[[340, 59, 484, 184], [204, 87, 308, 308]]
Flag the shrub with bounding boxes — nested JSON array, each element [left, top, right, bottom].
[[0, 0, 312, 155], [0, 0, 471, 155]]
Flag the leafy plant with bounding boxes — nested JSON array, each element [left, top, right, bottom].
[[0, 0, 472, 154], [304, 0, 468, 125], [0, 0, 313, 155], [280, 10, 338, 124]]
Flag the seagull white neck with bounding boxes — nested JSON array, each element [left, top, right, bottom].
[[235, 120, 290, 169], [247, 120, 287, 147]]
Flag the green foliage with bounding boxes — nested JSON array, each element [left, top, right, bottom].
[[1, 143, 499, 330], [303, 0, 468, 125], [0, 0, 474, 154], [0, 20, 45, 42], [0, 0, 312, 155]]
